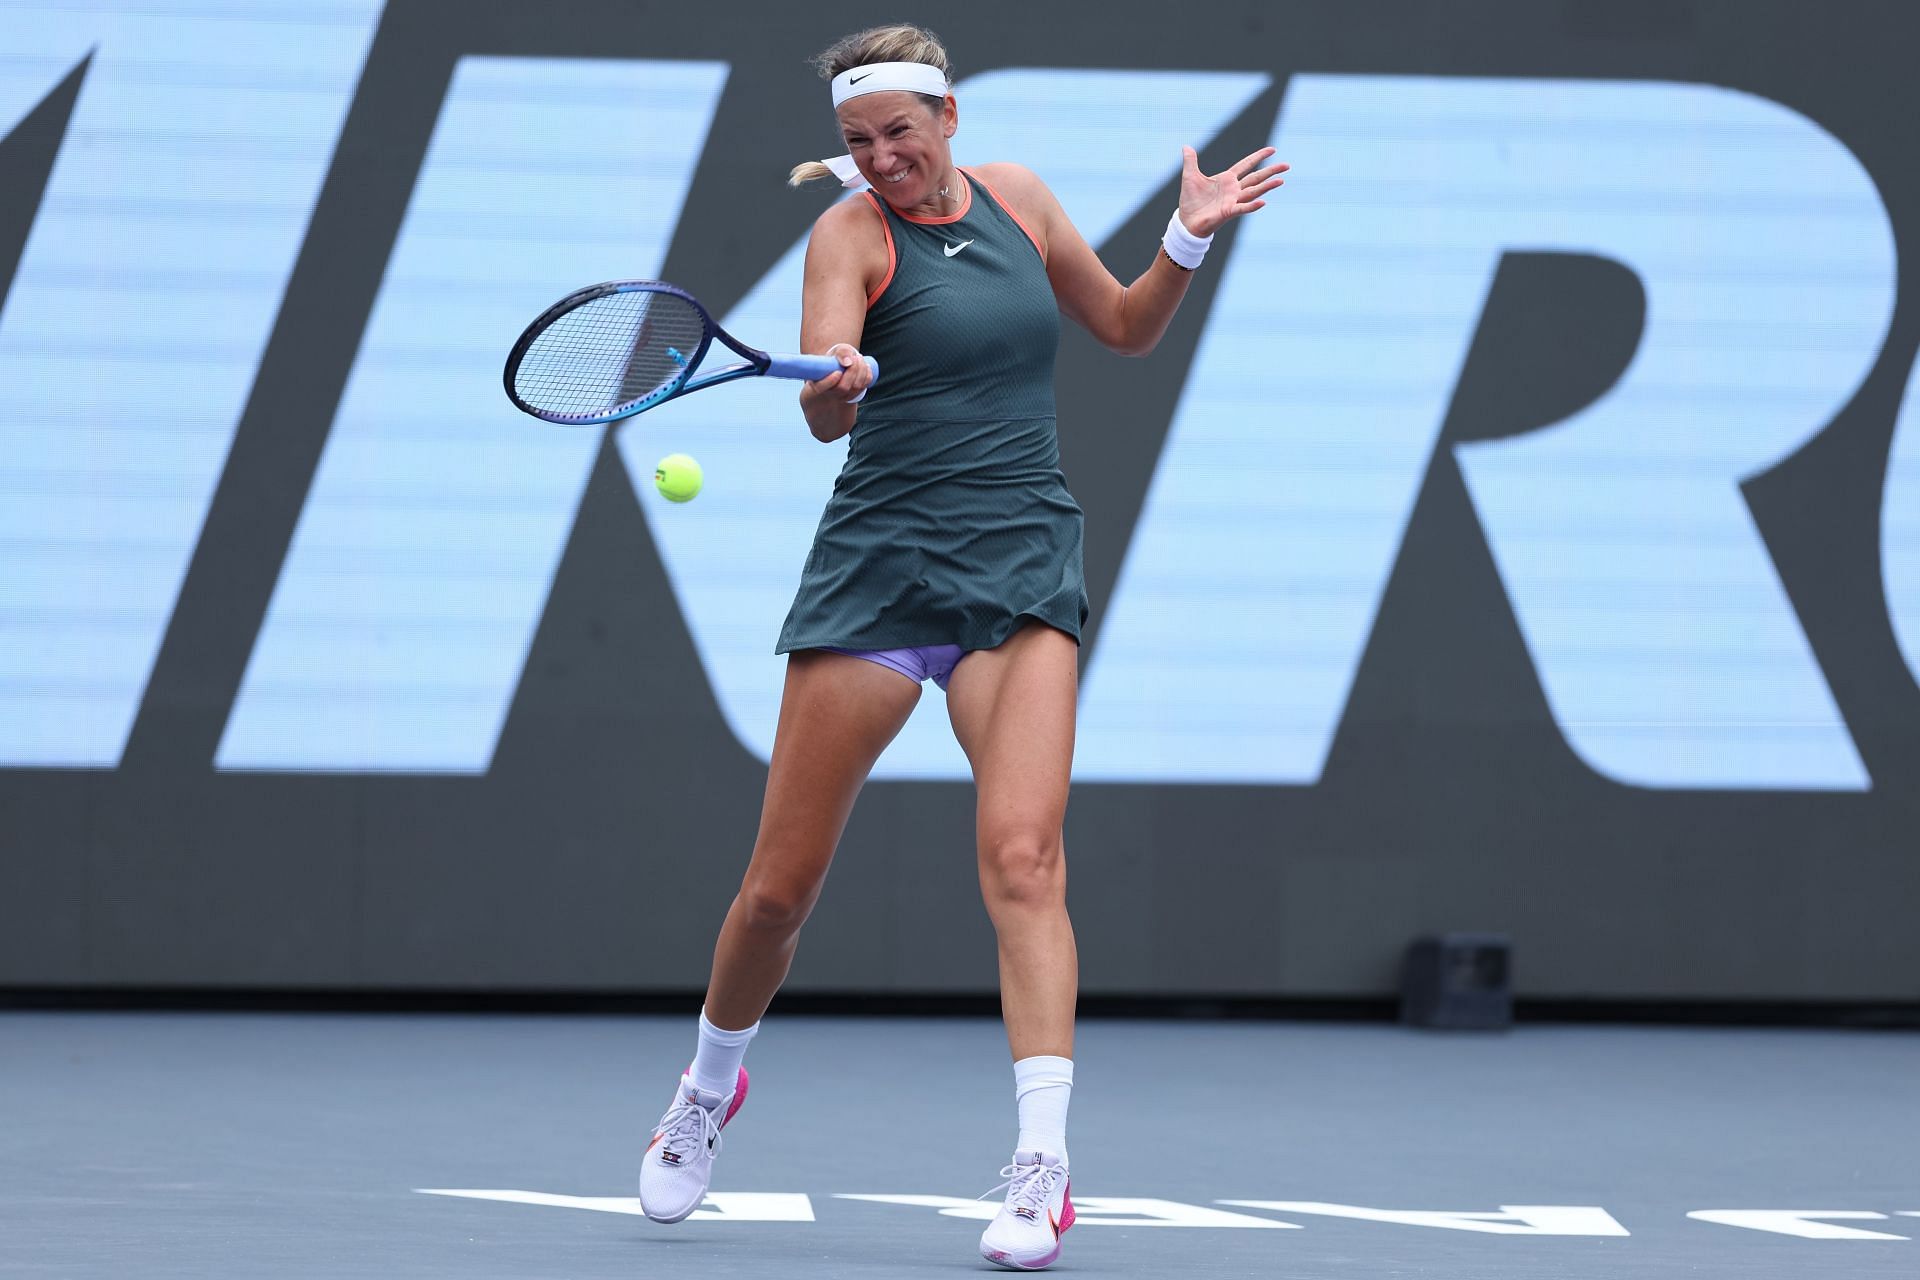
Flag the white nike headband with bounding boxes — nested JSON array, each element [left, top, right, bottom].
[[830, 61, 949, 109]]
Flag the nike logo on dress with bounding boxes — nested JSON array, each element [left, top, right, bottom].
[[944, 239, 974, 257]]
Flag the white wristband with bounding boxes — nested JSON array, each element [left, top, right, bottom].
[[1161, 210, 1213, 270]]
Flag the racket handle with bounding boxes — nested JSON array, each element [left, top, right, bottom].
[[765, 352, 880, 385]]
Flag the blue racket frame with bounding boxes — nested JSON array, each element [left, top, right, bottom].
[[502, 279, 874, 425]]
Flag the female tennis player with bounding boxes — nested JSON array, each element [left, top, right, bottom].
[[637, 24, 1286, 1269]]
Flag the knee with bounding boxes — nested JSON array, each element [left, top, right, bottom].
[[736, 873, 818, 935], [979, 831, 1065, 913]]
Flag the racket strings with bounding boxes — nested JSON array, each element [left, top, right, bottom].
[[513, 291, 708, 417]]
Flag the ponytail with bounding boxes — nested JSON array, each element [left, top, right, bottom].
[[788, 160, 839, 188]]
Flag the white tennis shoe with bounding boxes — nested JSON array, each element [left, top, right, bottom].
[[637, 1067, 748, 1224], [978, 1148, 1074, 1270]]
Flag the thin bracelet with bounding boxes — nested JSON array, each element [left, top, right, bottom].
[[1159, 246, 1195, 273]]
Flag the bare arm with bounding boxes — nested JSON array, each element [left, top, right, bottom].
[[1048, 208, 1194, 358], [983, 148, 1287, 357], [797, 198, 886, 442]]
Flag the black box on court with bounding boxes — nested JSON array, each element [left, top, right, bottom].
[[1401, 933, 1512, 1030]]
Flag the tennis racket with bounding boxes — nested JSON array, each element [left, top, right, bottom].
[[502, 280, 879, 425]]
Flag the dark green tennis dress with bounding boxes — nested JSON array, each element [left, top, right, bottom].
[[776, 169, 1088, 654]]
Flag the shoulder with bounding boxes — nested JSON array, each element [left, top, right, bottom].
[[968, 162, 1055, 212], [803, 192, 892, 302], [805, 192, 890, 277], [810, 190, 889, 244]]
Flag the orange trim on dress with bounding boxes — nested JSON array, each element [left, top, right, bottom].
[[860, 190, 897, 307], [961, 167, 1045, 265], [891, 171, 975, 225]]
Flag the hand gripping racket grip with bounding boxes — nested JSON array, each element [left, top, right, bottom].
[[764, 352, 880, 385]]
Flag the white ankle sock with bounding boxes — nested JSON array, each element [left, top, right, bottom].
[[689, 1007, 758, 1099], [1014, 1055, 1073, 1165]]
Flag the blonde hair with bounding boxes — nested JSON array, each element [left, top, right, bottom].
[[787, 24, 953, 188]]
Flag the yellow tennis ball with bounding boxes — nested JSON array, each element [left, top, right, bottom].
[[654, 453, 703, 503]]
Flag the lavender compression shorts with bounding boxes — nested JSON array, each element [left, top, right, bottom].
[[822, 644, 968, 690]]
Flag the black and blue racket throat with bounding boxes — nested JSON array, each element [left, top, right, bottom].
[[502, 280, 877, 425]]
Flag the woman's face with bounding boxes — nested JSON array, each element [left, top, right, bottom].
[[836, 91, 956, 207]]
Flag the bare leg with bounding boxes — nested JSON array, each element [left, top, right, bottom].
[[944, 624, 1079, 1061], [702, 651, 921, 1030]]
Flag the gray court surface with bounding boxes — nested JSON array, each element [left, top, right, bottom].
[[3, 1012, 1916, 1278]]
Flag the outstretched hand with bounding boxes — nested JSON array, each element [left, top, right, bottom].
[[1176, 145, 1288, 238]]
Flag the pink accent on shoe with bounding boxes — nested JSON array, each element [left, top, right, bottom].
[[1059, 1179, 1075, 1233], [721, 1066, 749, 1127], [680, 1063, 749, 1126]]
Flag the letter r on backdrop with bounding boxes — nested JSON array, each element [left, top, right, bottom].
[[1077, 75, 1894, 791]]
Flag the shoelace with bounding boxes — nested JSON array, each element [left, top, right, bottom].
[[652, 1095, 724, 1163], [977, 1160, 1066, 1213]]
